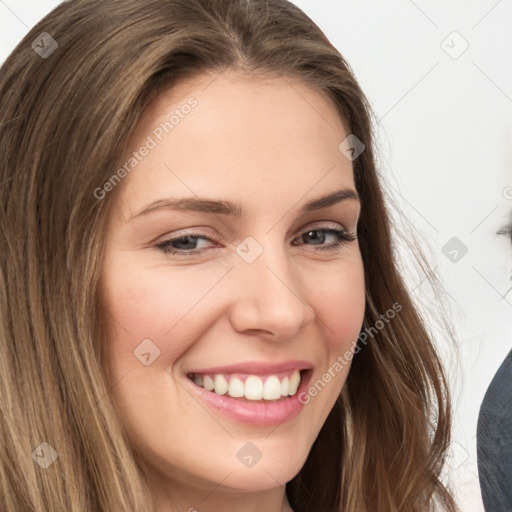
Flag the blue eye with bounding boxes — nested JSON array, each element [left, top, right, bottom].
[[291, 228, 357, 251], [156, 226, 357, 256], [156, 232, 215, 255]]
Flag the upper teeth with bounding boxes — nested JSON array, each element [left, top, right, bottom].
[[191, 370, 302, 400]]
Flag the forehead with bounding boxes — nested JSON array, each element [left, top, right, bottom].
[[114, 70, 355, 216]]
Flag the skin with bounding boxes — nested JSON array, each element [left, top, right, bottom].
[[98, 69, 366, 512]]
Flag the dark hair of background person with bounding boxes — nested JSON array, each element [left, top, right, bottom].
[[476, 216, 512, 512]]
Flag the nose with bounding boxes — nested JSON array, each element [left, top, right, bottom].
[[227, 237, 315, 340]]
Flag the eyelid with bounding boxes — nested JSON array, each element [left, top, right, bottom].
[[157, 220, 351, 244], [298, 220, 348, 233], [152, 226, 216, 245], [291, 219, 355, 240]]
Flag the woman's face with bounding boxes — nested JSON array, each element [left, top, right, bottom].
[[99, 69, 365, 509]]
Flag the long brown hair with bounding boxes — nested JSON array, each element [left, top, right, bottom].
[[0, 1, 457, 510]]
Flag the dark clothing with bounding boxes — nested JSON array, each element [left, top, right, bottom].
[[477, 349, 512, 512]]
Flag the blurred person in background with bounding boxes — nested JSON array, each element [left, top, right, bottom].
[[477, 215, 512, 512]]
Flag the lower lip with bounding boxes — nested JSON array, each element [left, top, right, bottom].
[[184, 370, 313, 426]]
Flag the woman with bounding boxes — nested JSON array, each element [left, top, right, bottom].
[[0, 1, 458, 511]]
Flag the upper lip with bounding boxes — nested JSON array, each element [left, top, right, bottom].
[[186, 360, 314, 376]]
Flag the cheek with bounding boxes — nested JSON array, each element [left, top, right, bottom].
[[294, 256, 365, 425], [309, 256, 366, 351], [100, 260, 229, 371]]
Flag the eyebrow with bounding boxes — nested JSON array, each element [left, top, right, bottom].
[[129, 188, 360, 221]]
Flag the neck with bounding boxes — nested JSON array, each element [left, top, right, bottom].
[[149, 471, 294, 512]]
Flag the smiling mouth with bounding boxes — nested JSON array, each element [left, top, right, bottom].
[[186, 369, 307, 403]]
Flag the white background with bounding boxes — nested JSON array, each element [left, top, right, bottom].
[[1, 1, 511, 510]]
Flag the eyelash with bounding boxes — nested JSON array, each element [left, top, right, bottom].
[[155, 225, 357, 256]]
